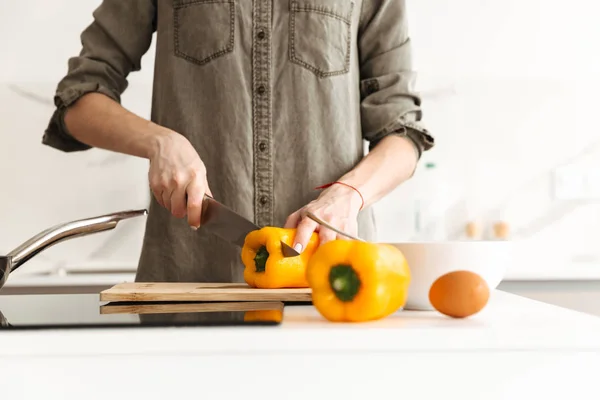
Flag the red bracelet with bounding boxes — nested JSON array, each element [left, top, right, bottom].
[[315, 181, 365, 211]]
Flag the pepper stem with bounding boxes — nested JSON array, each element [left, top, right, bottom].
[[254, 246, 269, 273], [329, 265, 360, 302]]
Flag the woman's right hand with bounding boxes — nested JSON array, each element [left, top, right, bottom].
[[148, 131, 212, 229]]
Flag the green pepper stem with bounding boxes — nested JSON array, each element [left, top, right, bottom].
[[254, 246, 269, 273], [329, 265, 360, 302]]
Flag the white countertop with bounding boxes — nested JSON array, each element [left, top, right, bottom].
[[2, 291, 600, 400], [2, 290, 600, 357]]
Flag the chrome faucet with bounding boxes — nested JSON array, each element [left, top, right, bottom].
[[0, 210, 147, 291]]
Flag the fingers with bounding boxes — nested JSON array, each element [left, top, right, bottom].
[[186, 178, 205, 229], [341, 219, 358, 240], [149, 167, 209, 228], [149, 173, 174, 211], [170, 183, 188, 219], [319, 226, 337, 246], [146, 134, 210, 224], [205, 181, 213, 197], [161, 188, 173, 212], [284, 210, 301, 229], [292, 217, 319, 253], [149, 171, 165, 208], [151, 186, 164, 208]]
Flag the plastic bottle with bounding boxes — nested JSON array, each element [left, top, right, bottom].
[[413, 162, 448, 241]]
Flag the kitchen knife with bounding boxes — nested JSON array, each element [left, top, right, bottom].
[[200, 195, 300, 257], [305, 211, 365, 242]]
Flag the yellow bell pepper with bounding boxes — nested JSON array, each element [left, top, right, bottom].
[[306, 240, 411, 322], [241, 227, 319, 288]]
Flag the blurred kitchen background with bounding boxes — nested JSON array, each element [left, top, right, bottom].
[[1, 1, 599, 314]]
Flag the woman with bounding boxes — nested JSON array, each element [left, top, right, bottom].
[[43, 0, 434, 283]]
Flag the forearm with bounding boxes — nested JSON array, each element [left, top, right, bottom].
[[63, 92, 169, 159], [339, 135, 418, 208], [349, 0, 433, 210]]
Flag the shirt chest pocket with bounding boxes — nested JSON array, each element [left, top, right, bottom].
[[173, 0, 235, 66], [289, 0, 355, 78]]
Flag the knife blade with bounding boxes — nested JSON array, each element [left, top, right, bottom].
[[200, 195, 300, 257]]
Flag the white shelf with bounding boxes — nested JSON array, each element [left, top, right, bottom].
[[504, 262, 600, 281], [4, 273, 135, 288]]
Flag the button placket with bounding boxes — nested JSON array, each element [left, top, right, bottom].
[[252, 0, 273, 227]]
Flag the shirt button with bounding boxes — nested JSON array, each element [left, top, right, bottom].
[[259, 196, 268, 206], [257, 85, 266, 95], [257, 30, 266, 40], [258, 142, 267, 152]]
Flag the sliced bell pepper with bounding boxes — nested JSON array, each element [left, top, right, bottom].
[[241, 227, 319, 288], [244, 309, 284, 323]]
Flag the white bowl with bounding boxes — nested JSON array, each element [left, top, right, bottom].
[[390, 241, 513, 311]]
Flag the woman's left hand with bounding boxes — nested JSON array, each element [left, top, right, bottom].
[[284, 183, 363, 252]]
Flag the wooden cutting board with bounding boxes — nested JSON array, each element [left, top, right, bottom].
[[100, 301, 284, 315], [100, 282, 312, 303]]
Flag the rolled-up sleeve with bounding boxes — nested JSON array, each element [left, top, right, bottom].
[[43, 0, 157, 152], [358, 0, 434, 157]]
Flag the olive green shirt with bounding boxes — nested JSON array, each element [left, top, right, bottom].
[[43, 0, 434, 283]]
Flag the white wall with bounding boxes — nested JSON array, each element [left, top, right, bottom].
[[0, 0, 599, 279], [0, 0, 153, 273], [374, 0, 600, 279]]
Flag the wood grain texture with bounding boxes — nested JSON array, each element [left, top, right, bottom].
[[100, 282, 312, 302], [100, 301, 284, 315]]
